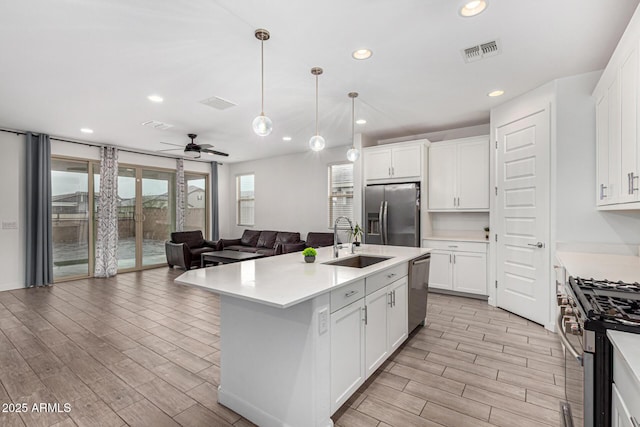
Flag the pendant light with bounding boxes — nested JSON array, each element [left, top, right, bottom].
[[309, 67, 326, 151], [346, 92, 360, 162], [252, 29, 272, 136]]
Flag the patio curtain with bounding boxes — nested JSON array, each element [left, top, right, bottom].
[[25, 132, 53, 287], [211, 162, 219, 240], [175, 158, 185, 232], [95, 146, 119, 278]]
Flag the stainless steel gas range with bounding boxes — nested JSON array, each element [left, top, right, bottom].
[[558, 275, 640, 427]]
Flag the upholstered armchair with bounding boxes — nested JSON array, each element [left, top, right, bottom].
[[165, 230, 220, 270]]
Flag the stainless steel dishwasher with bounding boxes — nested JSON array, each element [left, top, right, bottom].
[[408, 254, 430, 332]]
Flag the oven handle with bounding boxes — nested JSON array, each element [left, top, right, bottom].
[[557, 312, 583, 365]]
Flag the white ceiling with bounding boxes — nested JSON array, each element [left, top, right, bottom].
[[0, 0, 638, 163]]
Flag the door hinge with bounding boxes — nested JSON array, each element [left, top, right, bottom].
[[494, 234, 497, 242], [495, 186, 498, 196], [495, 140, 498, 149], [495, 280, 498, 289]]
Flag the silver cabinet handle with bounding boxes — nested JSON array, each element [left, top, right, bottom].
[[388, 167, 392, 177], [600, 183, 607, 199], [632, 173, 639, 193], [453, 197, 456, 207], [527, 242, 545, 248], [453, 254, 456, 264], [449, 254, 452, 263], [631, 416, 639, 427], [392, 290, 396, 307], [363, 305, 368, 325], [345, 290, 358, 298], [388, 292, 393, 307], [386, 273, 396, 279], [629, 172, 634, 195]]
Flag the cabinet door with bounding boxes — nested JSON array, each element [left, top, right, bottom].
[[391, 145, 422, 179], [452, 251, 487, 295], [387, 277, 408, 354], [364, 149, 392, 181], [608, 75, 622, 203], [428, 144, 456, 209], [612, 384, 634, 427], [457, 139, 489, 210], [620, 47, 639, 203], [427, 250, 453, 290], [330, 299, 365, 413], [364, 286, 389, 378], [596, 92, 611, 205]]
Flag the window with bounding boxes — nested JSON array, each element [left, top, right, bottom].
[[328, 163, 354, 227], [237, 174, 255, 226], [185, 173, 208, 233]]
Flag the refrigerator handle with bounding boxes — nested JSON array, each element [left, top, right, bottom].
[[383, 201, 388, 245], [378, 201, 384, 244]]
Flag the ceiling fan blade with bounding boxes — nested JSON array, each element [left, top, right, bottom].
[[159, 141, 184, 148], [199, 143, 213, 149], [157, 148, 183, 152], [201, 148, 229, 157]]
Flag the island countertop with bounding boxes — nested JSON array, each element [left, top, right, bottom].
[[175, 244, 430, 309]]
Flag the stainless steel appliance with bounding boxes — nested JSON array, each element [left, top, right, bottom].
[[408, 254, 430, 332], [557, 275, 640, 427], [364, 183, 420, 247]]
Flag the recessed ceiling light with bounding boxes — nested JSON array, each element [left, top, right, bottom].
[[356, 119, 367, 125], [282, 136, 292, 141], [147, 95, 164, 103], [488, 89, 504, 97], [352, 49, 373, 60], [460, 0, 487, 17], [80, 128, 94, 134]]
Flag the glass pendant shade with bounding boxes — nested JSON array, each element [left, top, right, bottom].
[[346, 147, 360, 162], [309, 135, 326, 152], [252, 114, 273, 136]]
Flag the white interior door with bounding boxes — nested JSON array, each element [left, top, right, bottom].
[[496, 108, 550, 325]]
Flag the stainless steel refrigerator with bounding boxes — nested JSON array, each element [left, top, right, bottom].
[[364, 183, 420, 247]]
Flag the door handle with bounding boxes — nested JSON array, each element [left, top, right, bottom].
[[378, 201, 384, 243], [527, 242, 545, 248], [382, 201, 388, 245], [631, 416, 639, 427]]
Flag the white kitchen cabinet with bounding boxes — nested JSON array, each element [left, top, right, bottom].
[[364, 286, 389, 377], [330, 298, 365, 413], [609, 330, 640, 427], [593, 24, 640, 209], [428, 136, 489, 211], [387, 277, 408, 353], [612, 384, 634, 427], [363, 141, 425, 183], [423, 239, 488, 296]]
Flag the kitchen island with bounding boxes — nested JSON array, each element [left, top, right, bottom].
[[175, 244, 430, 427]]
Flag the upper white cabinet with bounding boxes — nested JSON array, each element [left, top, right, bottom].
[[428, 136, 489, 211], [594, 15, 640, 209], [364, 140, 425, 183]]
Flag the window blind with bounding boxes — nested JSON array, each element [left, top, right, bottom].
[[328, 164, 354, 227], [237, 174, 255, 225]]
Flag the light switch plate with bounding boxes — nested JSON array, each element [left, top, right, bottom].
[[318, 308, 328, 335], [2, 221, 17, 230]]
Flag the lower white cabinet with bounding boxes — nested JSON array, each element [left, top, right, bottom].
[[610, 331, 640, 427], [330, 273, 409, 414], [330, 299, 365, 413], [612, 384, 634, 427], [423, 239, 488, 295]]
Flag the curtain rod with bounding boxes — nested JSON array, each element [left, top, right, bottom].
[[0, 128, 223, 165]]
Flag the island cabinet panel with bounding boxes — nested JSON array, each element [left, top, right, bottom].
[[387, 277, 408, 353], [330, 299, 365, 414], [365, 286, 389, 377]]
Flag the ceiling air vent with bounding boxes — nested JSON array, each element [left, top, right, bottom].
[[141, 120, 173, 130], [461, 39, 501, 63], [200, 96, 237, 110]]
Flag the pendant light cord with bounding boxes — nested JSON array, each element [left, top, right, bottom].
[[315, 75, 319, 136], [351, 96, 355, 148], [260, 39, 264, 115]]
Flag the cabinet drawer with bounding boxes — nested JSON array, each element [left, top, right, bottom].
[[423, 239, 487, 253], [613, 349, 640, 421], [331, 279, 365, 313], [366, 263, 408, 295]]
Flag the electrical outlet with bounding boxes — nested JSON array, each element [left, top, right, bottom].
[[2, 221, 17, 230], [318, 308, 328, 335]]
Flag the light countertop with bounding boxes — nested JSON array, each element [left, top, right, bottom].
[[556, 251, 640, 282], [608, 330, 640, 386], [423, 235, 489, 243], [175, 244, 430, 309]]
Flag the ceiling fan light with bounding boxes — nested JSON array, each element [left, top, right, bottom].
[[347, 147, 360, 162], [252, 114, 273, 136], [183, 149, 200, 159], [309, 135, 326, 152]]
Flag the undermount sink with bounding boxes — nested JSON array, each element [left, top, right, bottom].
[[323, 255, 392, 268]]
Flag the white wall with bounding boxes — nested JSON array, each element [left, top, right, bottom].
[[221, 144, 362, 240], [555, 72, 640, 248], [0, 132, 25, 291], [374, 123, 490, 146]]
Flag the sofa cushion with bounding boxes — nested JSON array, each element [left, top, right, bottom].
[[238, 247, 260, 253], [240, 230, 261, 247], [171, 230, 205, 248], [306, 232, 335, 248], [275, 232, 301, 245], [257, 231, 278, 248], [224, 245, 246, 252]]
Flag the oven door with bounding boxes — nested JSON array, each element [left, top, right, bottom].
[[557, 310, 589, 427]]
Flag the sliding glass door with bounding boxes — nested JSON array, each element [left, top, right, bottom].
[[142, 169, 175, 266], [184, 173, 208, 233]]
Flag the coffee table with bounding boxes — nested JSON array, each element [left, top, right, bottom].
[[201, 250, 265, 267]]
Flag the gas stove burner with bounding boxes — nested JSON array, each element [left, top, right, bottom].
[[574, 277, 640, 293], [587, 294, 640, 324]]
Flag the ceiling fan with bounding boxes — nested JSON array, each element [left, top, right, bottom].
[[158, 134, 229, 158]]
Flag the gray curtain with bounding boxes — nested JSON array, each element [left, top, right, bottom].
[[211, 162, 219, 240], [25, 132, 53, 287], [95, 146, 119, 278], [175, 158, 185, 232]]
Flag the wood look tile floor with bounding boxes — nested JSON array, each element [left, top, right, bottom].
[[0, 268, 581, 427]]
